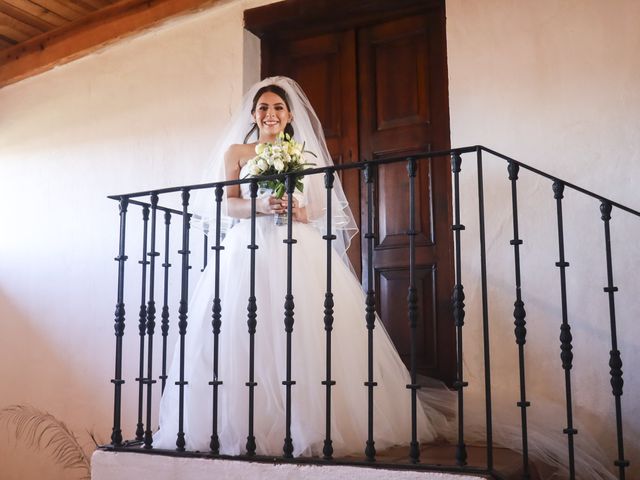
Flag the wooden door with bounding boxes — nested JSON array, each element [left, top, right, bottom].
[[266, 30, 362, 275], [357, 13, 454, 381], [246, 0, 454, 383]]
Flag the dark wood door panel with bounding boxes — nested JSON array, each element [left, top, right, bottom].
[[272, 33, 345, 142], [358, 15, 432, 159], [268, 30, 363, 276], [377, 266, 438, 373], [375, 159, 434, 249], [266, 31, 358, 166], [359, 12, 454, 382]]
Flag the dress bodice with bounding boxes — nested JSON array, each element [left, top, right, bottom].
[[239, 163, 252, 200]]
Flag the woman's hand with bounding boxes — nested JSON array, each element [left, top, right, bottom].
[[254, 194, 307, 223], [257, 196, 286, 215], [280, 194, 308, 223], [230, 194, 307, 222]]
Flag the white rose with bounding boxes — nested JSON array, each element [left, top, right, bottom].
[[249, 164, 261, 176], [255, 143, 265, 155], [257, 159, 268, 171], [274, 159, 285, 172]]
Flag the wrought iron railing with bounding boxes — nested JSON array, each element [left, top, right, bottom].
[[103, 146, 636, 479]]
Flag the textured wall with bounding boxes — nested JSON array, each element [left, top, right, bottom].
[[0, 0, 638, 478], [0, 1, 270, 478], [447, 0, 639, 475]]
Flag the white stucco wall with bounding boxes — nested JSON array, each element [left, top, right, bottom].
[[0, 1, 274, 478], [446, 0, 639, 475], [0, 0, 638, 478]]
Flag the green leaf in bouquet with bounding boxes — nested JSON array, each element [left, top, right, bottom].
[[274, 183, 286, 199]]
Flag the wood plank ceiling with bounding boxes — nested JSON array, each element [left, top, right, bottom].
[[0, 1, 116, 49], [0, 0, 222, 88]]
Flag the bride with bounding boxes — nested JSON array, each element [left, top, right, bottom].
[[152, 77, 620, 480], [152, 76, 448, 456]]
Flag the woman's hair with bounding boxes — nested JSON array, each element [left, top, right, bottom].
[[243, 84, 295, 143]]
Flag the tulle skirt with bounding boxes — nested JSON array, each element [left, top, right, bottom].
[[153, 216, 445, 456]]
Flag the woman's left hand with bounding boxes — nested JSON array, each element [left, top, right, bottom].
[[280, 194, 308, 223]]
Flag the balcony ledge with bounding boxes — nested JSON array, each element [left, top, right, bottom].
[[91, 449, 486, 480]]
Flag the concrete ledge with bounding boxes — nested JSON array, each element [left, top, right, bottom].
[[92, 449, 484, 480]]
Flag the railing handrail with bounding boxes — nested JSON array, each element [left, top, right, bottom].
[[106, 146, 473, 200], [479, 145, 640, 218], [108, 145, 640, 220]]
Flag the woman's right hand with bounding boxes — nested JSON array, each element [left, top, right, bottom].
[[257, 196, 285, 215]]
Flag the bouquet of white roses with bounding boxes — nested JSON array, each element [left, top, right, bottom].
[[245, 132, 316, 199]]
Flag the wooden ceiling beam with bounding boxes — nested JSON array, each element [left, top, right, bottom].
[[0, 0, 223, 89], [4, 0, 69, 26], [0, 36, 15, 49], [0, 2, 58, 30], [0, 24, 31, 42], [31, 0, 91, 20], [67, 0, 111, 10], [0, 11, 46, 36], [32, 0, 86, 20]]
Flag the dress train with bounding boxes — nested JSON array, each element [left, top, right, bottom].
[[153, 215, 449, 456]]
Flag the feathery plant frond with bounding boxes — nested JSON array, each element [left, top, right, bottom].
[[88, 430, 101, 448], [0, 404, 91, 478]]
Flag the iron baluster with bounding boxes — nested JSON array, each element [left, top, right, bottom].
[[600, 202, 629, 479], [322, 169, 337, 460], [406, 157, 421, 463], [507, 161, 530, 478], [201, 226, 209, 272], [364, 162, 378, 462], [160, 211, 172, 393], [246, 181, 259, 456], [476, 148, 494, 472], [451, 152, 468, 466], [209, 185, 225, 454], [111, 197, 129, 446], [282, 174, 297, 459], [143, 194, 159, 449], [135, 205, 150, 441], [552, 181, 577, 478], [175, 189, 192, 451]]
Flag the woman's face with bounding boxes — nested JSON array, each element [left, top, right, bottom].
[[252, 91, 292, 141]]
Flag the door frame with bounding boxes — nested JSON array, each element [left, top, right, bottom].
[[245, 0, 445, 47], [244, 0, 455, 383]]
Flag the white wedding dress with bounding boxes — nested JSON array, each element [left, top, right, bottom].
[[153, 166, 446, 456], [152, 169, 619, 480]]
